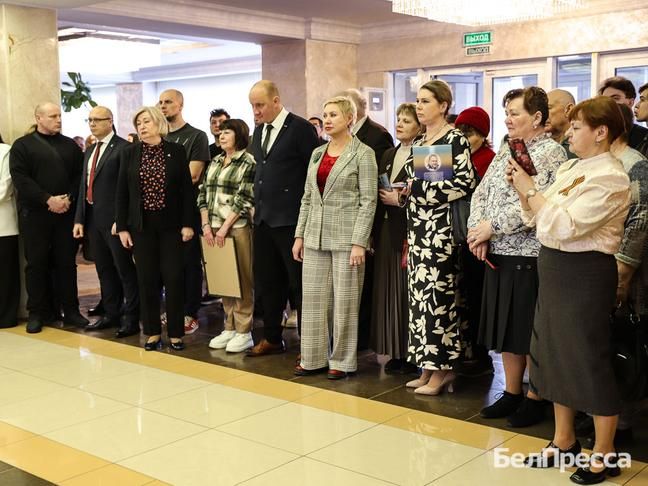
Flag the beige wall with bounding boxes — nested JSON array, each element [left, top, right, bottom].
[[262, 39, 357, 119], [358, 8, 648, 89], [0, 5, 59, 143]]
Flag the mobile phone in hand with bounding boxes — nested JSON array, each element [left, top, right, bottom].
[[379, 173, 393, 192], [508, 138, 538, 176]]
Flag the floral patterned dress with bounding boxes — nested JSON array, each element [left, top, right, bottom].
[[406, 129, 476, 370]]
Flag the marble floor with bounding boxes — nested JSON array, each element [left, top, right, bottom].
[[0, 262, 646, 485]]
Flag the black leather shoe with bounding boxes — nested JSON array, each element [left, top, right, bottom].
[[169, 340, 184, 351], [115, 320, 140, 338], [385, 359, 404, 373], [87, 301, 105, 317], [480, 391, 524, 418], [63, 312, 90, 328], [85, 316, 119, 331], [570, 453, 620, 484], [525, 440, 582, 468], [26, 318, 43, 334], [144, 338, 162, 351], [507, 397, 547, 427]]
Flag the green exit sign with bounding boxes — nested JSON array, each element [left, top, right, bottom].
[[463, 31, 492, 47]]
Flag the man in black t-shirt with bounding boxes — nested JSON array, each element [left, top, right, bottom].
[[10, 102, 89, 333], [208, 108, 230, 160], [159, 89, 211, 335]]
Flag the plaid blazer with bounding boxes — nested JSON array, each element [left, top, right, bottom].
[[296, 136, 377, 251]]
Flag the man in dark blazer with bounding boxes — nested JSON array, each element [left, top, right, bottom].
[[341, 88, 395, 349], [246, 80, 319, 356], [73, 106, 140, 337]]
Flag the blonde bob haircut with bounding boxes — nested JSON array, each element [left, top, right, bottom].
[[132, 106, 169, 138], [323, 96, 357, 128]]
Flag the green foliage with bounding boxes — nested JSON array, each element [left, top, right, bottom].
[[60, 72, 97, 112]]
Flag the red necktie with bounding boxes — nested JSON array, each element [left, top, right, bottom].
[[86, 141, 103, 204]]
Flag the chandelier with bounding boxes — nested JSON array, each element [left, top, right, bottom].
[[390, 0, 585, 26]]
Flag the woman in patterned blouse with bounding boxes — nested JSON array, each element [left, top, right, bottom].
[[467, 87, 566, 427], [198, 119, 256, 353], [402, 80, 477, 395], [116, 106, 195, 351]]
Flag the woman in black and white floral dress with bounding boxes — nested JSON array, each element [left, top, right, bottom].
[[401, 80, 476, 395]]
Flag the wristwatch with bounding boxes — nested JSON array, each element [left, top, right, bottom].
[[525, 188, 538, 200]]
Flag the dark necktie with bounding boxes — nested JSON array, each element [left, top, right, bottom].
[[86, 141, 103, 204], [262, 124, 273, 158]]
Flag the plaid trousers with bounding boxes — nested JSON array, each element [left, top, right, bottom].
[[300, 247, 364, 372]]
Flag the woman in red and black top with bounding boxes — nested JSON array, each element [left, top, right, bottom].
[[116, 106, 194, 351]]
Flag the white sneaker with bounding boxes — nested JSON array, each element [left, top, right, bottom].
[[225, 332, 254, 353], [209, 330, 236, 349]]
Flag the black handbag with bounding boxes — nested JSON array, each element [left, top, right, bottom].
[[610, 304, 648, 401], [451, 197, 470, 245]]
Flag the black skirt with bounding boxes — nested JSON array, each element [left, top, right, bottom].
[[529, 246, 620, 416], [478, 254, 538, 354]]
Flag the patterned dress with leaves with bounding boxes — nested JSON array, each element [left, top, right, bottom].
[[405, 129, 476, 370]]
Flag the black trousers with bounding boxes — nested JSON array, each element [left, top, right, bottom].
[[86, 205, 139, 322], [0, 235, 20, 327], [254, 222, 302, 344], [131, 212, 185, 338], [19, 208, 79, 319], [183, 211, 202, 318]]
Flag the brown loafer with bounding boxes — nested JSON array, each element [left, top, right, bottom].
[[327, 369, 351, 380], [294, 364, 327, 376], [246, 338, 286, 357]]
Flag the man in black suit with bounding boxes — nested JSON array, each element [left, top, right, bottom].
[[73, 106, 140, 337], [246, 80, 319, 356], [340, 88, 394, 349], [10, 102, 88, 333]]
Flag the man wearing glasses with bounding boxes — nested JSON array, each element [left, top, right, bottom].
[[73, 106, 140, 338]]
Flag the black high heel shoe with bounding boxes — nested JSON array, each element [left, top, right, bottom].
[[169, 339, 184, 351], [570, 453, 620, 484], [525, 440, 581, 468], [144, 338, 162, 351]]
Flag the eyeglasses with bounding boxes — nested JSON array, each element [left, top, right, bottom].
[[86, 118, 112, 124]]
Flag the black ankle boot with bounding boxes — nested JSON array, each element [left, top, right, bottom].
[[480, 391, 523, 419]]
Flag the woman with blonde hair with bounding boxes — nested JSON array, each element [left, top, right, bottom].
[[293, 96, 377, 379], [116, 106, 195, 351]]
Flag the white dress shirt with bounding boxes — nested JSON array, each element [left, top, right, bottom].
[[263, 107, 289, 154], [0, 144, 18, 237], [86, 132, 114, 186]]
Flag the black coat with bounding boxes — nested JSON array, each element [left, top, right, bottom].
[[115, 141, 194, 233], [250, 112, 319, 227], [373, 145, 408, 247], [356, 117, 394, 167], [75, 135, 129, 229]]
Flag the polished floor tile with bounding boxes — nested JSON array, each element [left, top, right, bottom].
[[23, 354, 141, 388], [59, 464, 156, 486], [0, 340, 80, 372], [626, 466, 648, 485], [217, 402, 376, 455], [82, 367, 210, 405], [240, 457, 396, 485], [0, 466, 56, 485], [0, 422, 35, 447], [0, 371, 66, 407], [0, 436, 108, 483], [221, 372, 320, 401], [309, 424, 484, 485], [143, 383, 286, 427], [0, 388, 131, 434], [44, 408, 206, 462], [118, 429, 298, 486]]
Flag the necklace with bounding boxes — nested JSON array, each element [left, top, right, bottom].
[[423, 122, 448, 144]]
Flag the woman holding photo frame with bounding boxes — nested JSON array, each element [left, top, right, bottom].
[[198, 119, 256, 354]]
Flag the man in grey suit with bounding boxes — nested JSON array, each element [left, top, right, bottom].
[[246, 80, 319, 357], [73, 106, 140, 337]]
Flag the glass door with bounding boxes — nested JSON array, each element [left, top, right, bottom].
[[484, 62, 549, 148]]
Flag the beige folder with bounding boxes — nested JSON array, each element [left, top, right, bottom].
[[201, 237, 241, 299]]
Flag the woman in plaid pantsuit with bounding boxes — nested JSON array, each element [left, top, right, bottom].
[[292, 96, 377, 379]]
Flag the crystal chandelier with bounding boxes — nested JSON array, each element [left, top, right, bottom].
[[390, 0, 585, 26]]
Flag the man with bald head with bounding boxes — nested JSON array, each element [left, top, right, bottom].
[[72, 106, 139, 337], [159, 88, 210, 334], [10, 102, 87, 333], [545, 89, 576, 159], [246, 80, 319, 356]]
